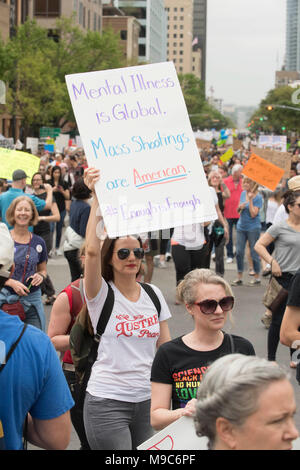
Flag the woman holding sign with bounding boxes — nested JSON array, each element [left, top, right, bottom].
[[82, 167, 172, 450], [150, 269, 255, 431]]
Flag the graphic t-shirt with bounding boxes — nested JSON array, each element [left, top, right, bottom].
[[85, 279, 172, 403], [151, 334, 255, 410], [7, 234, 47, 293]]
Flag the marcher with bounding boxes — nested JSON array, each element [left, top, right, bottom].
[[223, 164, 243, 263], [0, 169, 53, 229], [280, 269, 300, 350], [49, 165, 70, 256], [0, 197, 48, 331], [150, 269, 255, 431], [31, 172, 60, 305], [231, 177, 262, 286], [0, 223, 74, 450], [194, 353, 298, 450], [48, 243, 90, 450], [63, 178, 91, 282], [255, 189, 300, 363], [82, 167, 172, 450]]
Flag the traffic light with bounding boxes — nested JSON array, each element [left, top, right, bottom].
[[266, 105, 273, 111], [281, 126, 286, 132]]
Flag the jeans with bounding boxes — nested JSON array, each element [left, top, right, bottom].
[[0, 287, 46, 331], [236, 229, 261, 274], [51, 209, 66, 249], [226, 218, 238, 258], [83, 393, 154, 450]]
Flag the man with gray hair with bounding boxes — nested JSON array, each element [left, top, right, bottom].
[[194, 353, 298, 450], [223, 164, 243, 263], [0, 223, 74, 449]]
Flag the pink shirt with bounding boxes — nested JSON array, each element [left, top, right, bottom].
[[223, 175, 243, 219]]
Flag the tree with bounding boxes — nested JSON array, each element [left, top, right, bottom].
[[250, 86, 300, 135], [1, 18, 125, 137], [178, 73, 233, 130]]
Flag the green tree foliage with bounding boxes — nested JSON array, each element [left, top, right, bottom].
[[178, 73, 233, 130], [250, 86, 300, 134], [0, 17, 125, 137]]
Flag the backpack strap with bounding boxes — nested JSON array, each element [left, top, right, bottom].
[[0, 323, 27, 373], [139, 283, 161, 317], [228, 334, 235, 353]]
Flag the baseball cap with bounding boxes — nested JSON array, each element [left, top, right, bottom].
[[288, 175, 300, 192], [12, 169, 28, 181], [0, 223, 14, 279]]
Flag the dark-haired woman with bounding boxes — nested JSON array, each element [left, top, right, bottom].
[[82, 167, 172, 450], [32, 172, 60, 304], [49, 165, 70, 255], [63, 178, 91, 282], [255, 189, 300, 363]]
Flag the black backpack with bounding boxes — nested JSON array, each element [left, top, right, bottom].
[[69, 282, 161, 408]]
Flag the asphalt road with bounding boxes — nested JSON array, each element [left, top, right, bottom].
[[30, 251, 300, 450]]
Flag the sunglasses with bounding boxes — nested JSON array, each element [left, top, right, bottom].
[[115, 248, 144, 260], [195, 296, 234, 314]]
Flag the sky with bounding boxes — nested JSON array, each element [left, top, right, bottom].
[[206, 0, 286, 108]]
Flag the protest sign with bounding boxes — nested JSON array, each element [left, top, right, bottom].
[[26, 137, 39, 155], [251, 146, 291, 179], [137, 416, 208, 451], [55, 134, 70, 153], [66, 62, 217, 238], [0, 147, 40, 182], [195, 138, 212, 150], [258, 135, 287, 152], [220, 148, 234, 163], [242, 153, 285, 191]]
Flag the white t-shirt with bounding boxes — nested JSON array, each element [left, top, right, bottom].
[[273, 204, 288, 226], [171, 187, 218, 249], [266, 200, 279, 224], [85, 279, 172, 402]]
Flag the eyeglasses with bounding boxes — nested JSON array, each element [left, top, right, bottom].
[[115, 248, 144, 260], [195, 296, 234, 314]]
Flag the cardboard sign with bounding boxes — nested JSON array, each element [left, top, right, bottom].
[[137, 416, 208, 451], [242, 153, 285, 191], [0, 147, 40, 182], [220, 148, 234, 163], [66, 62, 217, 238], [251, 146, 291, 179]]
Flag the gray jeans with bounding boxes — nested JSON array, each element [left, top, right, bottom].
[[83, 393, 154, 450]]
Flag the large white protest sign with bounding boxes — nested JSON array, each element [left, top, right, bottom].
[[66, 62, 217, 237], [258, 135, 287, 152], [137, 416, 208, 451]]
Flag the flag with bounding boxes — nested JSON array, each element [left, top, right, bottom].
[[192, 37, 198, 47]]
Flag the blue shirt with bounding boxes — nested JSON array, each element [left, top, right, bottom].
[[0, 188, 46, 231], [237, 191, 262, 232], [0, 311, 74, 450]]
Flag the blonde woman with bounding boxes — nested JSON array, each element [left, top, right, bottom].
[[150, 269, 255, 431]]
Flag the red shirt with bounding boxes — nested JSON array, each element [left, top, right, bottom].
[[223, 175, 243, 219]]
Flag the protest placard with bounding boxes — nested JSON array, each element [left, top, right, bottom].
[[137, 416, 208, 450], [258, 135, 287, 152], [242, 153, 285, 191], [220, 148, 234, 163], [26, 137, 39, 155], [66, 62, 217, 238], [0, 147, 40, 182], [250, 146, 291, 179]]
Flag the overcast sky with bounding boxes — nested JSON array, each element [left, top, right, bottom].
[[206, 0, 286, 107]]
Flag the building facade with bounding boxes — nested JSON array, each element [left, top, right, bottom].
[[115, 0, 167, 63], [286, 0, 300, 71]]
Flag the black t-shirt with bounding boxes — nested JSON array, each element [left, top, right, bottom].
[[151, 333, 255, 410], [51, 180, 69, 212], [287, 270, 300, 308]]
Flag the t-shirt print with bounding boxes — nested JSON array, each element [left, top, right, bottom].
[[115, 312, 160, 339]]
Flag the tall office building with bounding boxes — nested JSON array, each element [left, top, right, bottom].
[[115, 0, 167, 63], [192, 0, 207, 83], [286, 0, 300, 71]]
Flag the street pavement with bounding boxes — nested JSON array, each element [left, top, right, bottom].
[[30, 252, 300, 450]]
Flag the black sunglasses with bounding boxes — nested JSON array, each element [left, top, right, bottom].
[[115, 248, 144, 260], [195, 296, 234, 314]]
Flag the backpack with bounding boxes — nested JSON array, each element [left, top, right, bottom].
[[69, 282, 161, 408]]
